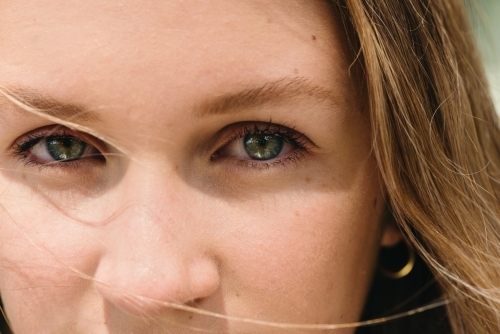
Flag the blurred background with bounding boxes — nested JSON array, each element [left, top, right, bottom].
[[475, 0, 500, 111]]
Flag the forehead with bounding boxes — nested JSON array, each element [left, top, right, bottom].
[[0, 0, 349, 121]]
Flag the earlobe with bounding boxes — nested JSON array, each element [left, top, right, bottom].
[[379, 211, 403, 247]]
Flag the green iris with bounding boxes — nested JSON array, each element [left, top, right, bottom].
[[46, 136, 87, 161], [244, 134, 284, 160]]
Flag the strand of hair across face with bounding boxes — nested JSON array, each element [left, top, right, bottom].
[[93, 279, 452, 331], [127, 296, 450, 330]]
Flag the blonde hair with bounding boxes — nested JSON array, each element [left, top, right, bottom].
[[336, 0, 500, 332]]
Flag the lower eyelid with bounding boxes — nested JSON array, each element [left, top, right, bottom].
[[214, 149, 307, 170]]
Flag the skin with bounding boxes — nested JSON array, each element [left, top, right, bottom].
[[0, 0, 401, 333]]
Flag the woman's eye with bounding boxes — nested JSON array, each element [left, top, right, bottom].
[[13, 128, 104, 166], [212, 123, 309, 164]]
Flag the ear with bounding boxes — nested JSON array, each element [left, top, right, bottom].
[[380, 211, 403, 247]]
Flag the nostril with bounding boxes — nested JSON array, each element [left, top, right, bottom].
[[185, 297, 204, 308]]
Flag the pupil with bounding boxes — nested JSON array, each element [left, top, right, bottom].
[[257, 137, 267, 147], [244, 134, 284, 160], [46, 136, 87, 161]]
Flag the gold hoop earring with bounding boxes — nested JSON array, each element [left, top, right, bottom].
[[378, 242, 415, 279]]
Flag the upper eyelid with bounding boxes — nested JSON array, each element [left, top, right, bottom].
[[224, 122, 312, 147]]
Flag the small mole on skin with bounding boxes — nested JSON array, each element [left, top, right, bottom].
[[236, 293, 240, 297], [295, 211, 300, 217], [189, 315, 193, 320], [373, 198, 377, 207], [311, 35, 316, 40], [305, 177, 311, 184]]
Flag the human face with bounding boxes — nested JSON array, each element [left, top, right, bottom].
[[0, 1, 396, 333]]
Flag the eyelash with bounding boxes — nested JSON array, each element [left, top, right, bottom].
[[11, 122, 311, 170], [211, 122, 310, 168]]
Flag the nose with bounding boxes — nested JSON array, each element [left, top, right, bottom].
[[93, 166, 220, 317]]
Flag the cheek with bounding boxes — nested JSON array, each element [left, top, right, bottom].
[[217, 177, 384, 324], [0, 194, 102, 331]]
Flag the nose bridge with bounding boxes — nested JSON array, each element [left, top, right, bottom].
[[114, 161, 187, 247], [124, 158, 183, 218], [94, 161, 220, 317]]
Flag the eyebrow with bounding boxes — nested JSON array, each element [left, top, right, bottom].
[[1, 77, 338, 122], [0, 87, 99, 123], [197, 77, 339, 117]]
